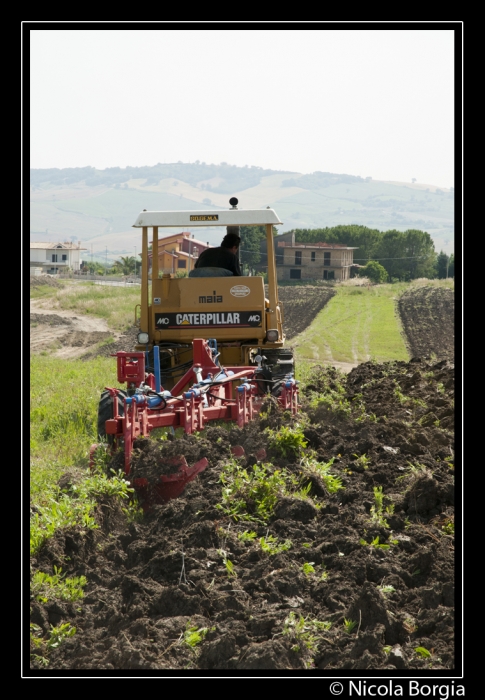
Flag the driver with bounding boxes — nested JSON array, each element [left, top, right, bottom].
[[189, 227, 241, 277]]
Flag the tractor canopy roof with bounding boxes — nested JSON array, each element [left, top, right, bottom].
[[132, 208, 283, 228]]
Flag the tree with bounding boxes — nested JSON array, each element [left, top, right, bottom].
[[360, 260, 388, 284], [87, 262, 106, 275], [448, 254, 454, 278], [403, 229, 436, 279], [239, 225, 266, 266], [375, 230, 407, 281], [436, 250, 449, 279], [436, 251, 454, 279], [112, 256, 137, 275]]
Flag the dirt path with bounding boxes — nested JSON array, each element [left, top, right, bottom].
[[30, 298, 117, 360]]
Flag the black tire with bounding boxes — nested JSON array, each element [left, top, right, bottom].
[[97, 389, 127, 443]]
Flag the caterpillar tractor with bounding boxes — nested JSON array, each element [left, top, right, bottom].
[[95, 198, 298, 505]]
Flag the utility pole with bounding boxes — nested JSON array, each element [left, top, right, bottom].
[[105, 247, 107, 276]]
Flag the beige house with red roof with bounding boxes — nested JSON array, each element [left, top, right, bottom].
[[148, 232, 210, 275]]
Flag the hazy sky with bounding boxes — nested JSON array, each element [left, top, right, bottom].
[[28, 26, 458, 189]]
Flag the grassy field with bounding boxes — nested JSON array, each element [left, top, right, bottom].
[[29, 355, 124, 506], [31, 281, 140, 332], [292, 283, 410, 366]]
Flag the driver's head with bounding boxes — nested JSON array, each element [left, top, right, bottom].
[[221, 228, 241, 252]]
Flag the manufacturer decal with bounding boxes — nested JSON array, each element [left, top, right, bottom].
[[155, 311, 262, 329], [230, 285, 251, 297], [190, 215, 219, 221], [153, 297, 161, 305], [199, 291, 223, 303]]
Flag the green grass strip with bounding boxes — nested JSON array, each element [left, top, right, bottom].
[[292, 284, 409, 365]]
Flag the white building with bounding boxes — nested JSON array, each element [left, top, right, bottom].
[[30, 241, 87, 274]]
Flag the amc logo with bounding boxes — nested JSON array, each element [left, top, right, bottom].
[[230, 285, 250, 297], [248, 314, 260, 322], [157, 317, 170, 325]]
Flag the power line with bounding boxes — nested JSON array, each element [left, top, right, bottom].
[[238, 247, 434, 262]]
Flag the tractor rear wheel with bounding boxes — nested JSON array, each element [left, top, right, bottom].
[[262, 349, 295, 396], [97, 389, 127, 443]]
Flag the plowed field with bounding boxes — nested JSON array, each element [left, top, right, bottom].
[[29, 281, 457, 675]]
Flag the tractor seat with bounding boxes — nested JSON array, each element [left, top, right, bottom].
[[189, 268, 234, 277]]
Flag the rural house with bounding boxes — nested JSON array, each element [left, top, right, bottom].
[[276, 233, 358, 281], [30, 241, 87, 275], [148, 232, 210, 275]]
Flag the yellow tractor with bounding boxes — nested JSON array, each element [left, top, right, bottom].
[[95, 198, 298, 503]]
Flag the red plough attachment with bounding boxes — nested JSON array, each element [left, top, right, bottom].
[[100, 339, 297, 503], [132, 456, 209, 511]]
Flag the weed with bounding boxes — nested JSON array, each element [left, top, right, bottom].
[[444, 456, 454, 470], [436, 382, 446, 394], [294, 482, 312, 500], [266, 424, 308, 459], [302, 456, 344, 493], [395, 461, 430, 484], [360, 536, 398, 550], [403, 618, 418, 633], [344, 618, 357, 634], [353, 453, 370, 469], [218, 459, 313, 523], [282, 612, 332, 655], [415, 646, 431, 658], [411, 397, 427, 409], [393, 383, 410, 404], [30, 494, 99, 556], [181, 621, 213, 649], [217, 549, 237, 577], [31, 621, 77, 664], [383, 645, 392, 654], [259, 535, 292, 555], [30, 465, 136, 556], [441, 519, 454, 536], [370, 486, 394, 528], [377, 585, 396, 597], [31, 566, 87, 603], [302, 562, 316, 576], [238, 530, 257, 542], [218, 459, 281, 522], [47, 622, 77, 649]]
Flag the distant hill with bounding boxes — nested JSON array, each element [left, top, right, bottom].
[[29, 162, 454, 263]]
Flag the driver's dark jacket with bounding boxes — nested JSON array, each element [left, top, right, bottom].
[[194, 246, 241, 276]]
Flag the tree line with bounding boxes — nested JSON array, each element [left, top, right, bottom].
[[82, 226, 454, 284]]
